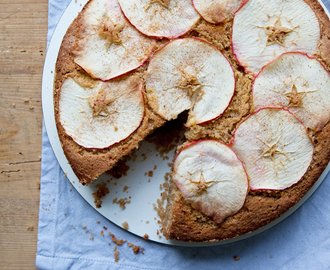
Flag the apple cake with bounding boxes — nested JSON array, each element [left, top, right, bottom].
[[53, 0, 330, 242]]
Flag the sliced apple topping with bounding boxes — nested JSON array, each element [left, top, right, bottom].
[[173, 140, 248, 224], [193, 0, 243, 24], [231, 108, 313, 190], [253, 53, 330, 132], [73, 0, 156, 81], [59, 75, 144, 149], [118, 0, 200, 38], [146, 38, 235, 126], [232, 0, 320, 76]]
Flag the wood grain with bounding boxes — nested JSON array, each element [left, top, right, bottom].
[[0, 0, 48, 269]]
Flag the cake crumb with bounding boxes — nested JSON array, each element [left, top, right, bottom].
[[63, 173, 67, 178], [103, 226, 107, 230], [109, 232, 126, 245], [127, 243, 144, 254], [63, 212, 66, 215], [90, 234, 94, 240], [143, 234, 149, 240], [29, 105, 34, 110], [27, 226, 34, 231], [270, 255, 273, 258], [92, 182, 109, 208], [113, 197, 131, 209], [101, 230, 104, 236], [153, 165, 157, 170], [96, 221, 100, 224], [23, 98, 29, 103], [233, 255, 240, 261], [145, 220, 149, 224], [82, 225, 86, 229], [114, 250, 119, 262], [12, 103, 16, 108], [123, 185, 130, 192], [148, 171, 153, 177], [114, 246, 117, 251], [122, 221, 129, 230]]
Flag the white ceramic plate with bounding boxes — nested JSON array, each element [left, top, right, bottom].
[[42, 0, 330, 247]]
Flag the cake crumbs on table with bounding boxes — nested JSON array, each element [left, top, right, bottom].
[[127, 243, 144, 254], [27, 226, 34, 231], [114, 250, 119, 262], [103, 226, 107, 230], [101, 230, 104, 236], [90, 234, 94, 240], [233, 255, 240, 261], [108, 232, 126, 245], [96, 221, 100, 224]]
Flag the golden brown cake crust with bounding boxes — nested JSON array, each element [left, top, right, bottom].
[[54, 0, 330, 241]]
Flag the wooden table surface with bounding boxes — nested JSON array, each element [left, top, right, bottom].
[[0, 0, 48, 268]]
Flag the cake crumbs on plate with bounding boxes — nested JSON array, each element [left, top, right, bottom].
[[113, 197, 131, 209], [123, 185, 130, 192], [63, 173, 67, 178], [122, 221, 129, 230], [92, 182, 109, 208], [143, 234, 149, 240]]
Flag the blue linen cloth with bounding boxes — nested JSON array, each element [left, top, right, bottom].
[[36, 1, 330, 269]]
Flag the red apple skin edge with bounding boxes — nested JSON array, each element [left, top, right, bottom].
[[250, 51, 330, 111], [228, 107, 314, 191], [117, 1, 201, 39], [230, 0, 321, 78], [148, 37, 236, 127], [57, 78, 146, 150], [172, 139, 250, 196]]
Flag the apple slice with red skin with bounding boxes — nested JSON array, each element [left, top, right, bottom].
[[145, 38, 235, 127], [59, 75, 145, 149], [231, 108, 314, 191], [118, 0, 200, 39], [232, 0, 320, 76], [173, 140, 249, 224], [73, 0, 156, 81], [252, 52, 330, 132], [192, 0, 243, 24]]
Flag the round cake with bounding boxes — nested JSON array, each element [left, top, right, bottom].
[[54, 0, 330, 242]]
